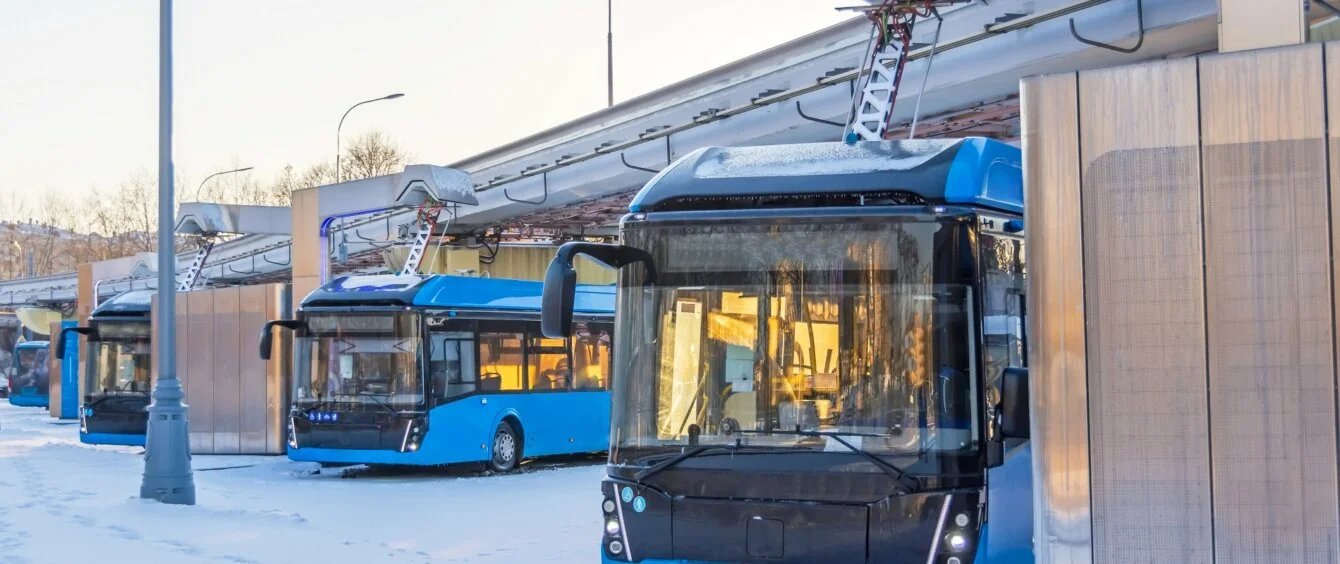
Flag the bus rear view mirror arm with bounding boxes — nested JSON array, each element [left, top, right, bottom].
[[998, 366, 1030, 440], [54, 326, 93, 358], [258, 319, 306, 361], [542, 242, 656, 339]]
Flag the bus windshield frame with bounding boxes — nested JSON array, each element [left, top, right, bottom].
[[293, 310, 425, 408], [610, 208, 983, 475]]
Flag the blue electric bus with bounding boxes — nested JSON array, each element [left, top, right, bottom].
[[541, 138, 1033, 564], [8, 340, 51, 408], [261, 274, 616, 470], [57, 290, 154, 446]]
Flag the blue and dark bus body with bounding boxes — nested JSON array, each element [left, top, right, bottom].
[[264, 274, 616, 468], [58, 290, 154, 446], [7, 340, 51, 408], [540, 138, 1033, 563]]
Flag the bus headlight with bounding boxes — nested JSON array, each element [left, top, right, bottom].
[[602, 498, 617, 514], [608, 540, 624, 555], [945, 531, 969, 552], [605, 517, 621, 536]]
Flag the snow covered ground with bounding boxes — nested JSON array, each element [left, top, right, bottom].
[[0, 403, 604, 564]]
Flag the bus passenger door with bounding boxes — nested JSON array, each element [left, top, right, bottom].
[[571, 322, 614, 452]]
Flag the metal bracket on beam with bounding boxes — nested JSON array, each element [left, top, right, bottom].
[[1070, 0, 1143, 54], [504, 172, 549, 205], [621, 136, 672, 173], [795, 101, 844, 127], [262, 247, 291, 267]]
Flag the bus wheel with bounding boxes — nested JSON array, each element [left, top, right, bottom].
[[488, 421, 520, 473]]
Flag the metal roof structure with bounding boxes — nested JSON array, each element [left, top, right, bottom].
[[0, 0, 1222, 307]]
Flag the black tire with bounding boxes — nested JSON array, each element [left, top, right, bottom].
[[488, 421, 521, 473]]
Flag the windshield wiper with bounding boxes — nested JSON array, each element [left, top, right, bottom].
[[634, 445, 738, 482], [728, 429, 920, 492]]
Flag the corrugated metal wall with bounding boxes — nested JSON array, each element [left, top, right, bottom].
[[151, 284, 291, 455], [1025, 42, 1340, 563], [381, 245, 617, 284]]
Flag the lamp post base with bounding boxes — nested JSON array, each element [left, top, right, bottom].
[[139, 376, 195, 505]]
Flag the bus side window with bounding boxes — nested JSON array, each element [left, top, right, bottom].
[[478, 331, 524, 392], [571, 323, 612, 391], [980, 231, 1026, 409], [430, 331, 476, 400], [526, 328, 570, 391]]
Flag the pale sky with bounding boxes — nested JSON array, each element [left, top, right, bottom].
[[0, 1, 851, 210]]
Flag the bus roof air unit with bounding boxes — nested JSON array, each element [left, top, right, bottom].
[[628, 137, 1021, 215]]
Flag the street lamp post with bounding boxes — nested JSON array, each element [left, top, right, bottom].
[[335, 93, 404, 183], [141, 0, 195, 506], [194, 166, 254, 201], [607, 0, 614, 107]]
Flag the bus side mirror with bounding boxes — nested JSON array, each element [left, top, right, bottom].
[[55, 327, 91, 358], [259, 320, 305, 361], [541, 253, 578, 339], [541, 242, 657, 339], [999, 367, 1029, 439]]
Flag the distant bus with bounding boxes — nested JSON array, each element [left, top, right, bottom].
[[58, 290, 154, 446], [0, 314, 18, 397], [8, 340, 51, 408], [261, 274, 615, 470]]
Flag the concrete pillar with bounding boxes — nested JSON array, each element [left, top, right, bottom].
[[75, 263, 94, 406], [289, 188, 322, 314], [1219, 0, 1307, 52]]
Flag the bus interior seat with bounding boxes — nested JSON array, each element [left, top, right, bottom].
[[479, 372, 502, 391], [723, 392, 757, 429]]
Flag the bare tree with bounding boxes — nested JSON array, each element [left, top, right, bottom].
[[340, 131, 411, 181]]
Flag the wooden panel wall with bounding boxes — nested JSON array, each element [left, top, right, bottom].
[[1028, 40, 1340, 564], [212, 287, 242, 454], [239, 285, 270, 453], [1200, 43, 1338, 563], [1021, 71, 1093, 564], [1078, 58, 1213, 563], [152, 285, 290, 455], [186, 291, 214, 453]]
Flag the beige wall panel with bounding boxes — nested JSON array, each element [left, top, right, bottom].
[[1200, 43, 1339, 563], [239, 285, 270, 453], [264, 285, 291, 454], [48, 320, 62, 418], [483, 246, 551, 281], [1218, 0, 1306, 53], [1021, 71, 1092, 564], [185, 290, 214, 453], [290, 188, 321, 288], [1077, 58, 1214, 563], [76, 263, 93, 401], [211, 287, 242, 454]]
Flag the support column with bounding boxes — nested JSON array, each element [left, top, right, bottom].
[[289, 188, 322, 315], [75, 263, 94, 404], [1218, 0, 1307, 52]]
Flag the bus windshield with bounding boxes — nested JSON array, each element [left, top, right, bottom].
[[13, 346, 49, 393], [89, 340, 152, 394], [87, 321, 152, 395], [294, 312, 423, 407], [612, 215, 978, 466]]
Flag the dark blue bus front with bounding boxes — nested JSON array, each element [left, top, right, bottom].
[[8, 340, 50, 408], [60, 290, 155, 446], [544, 139, 1033, 564]]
